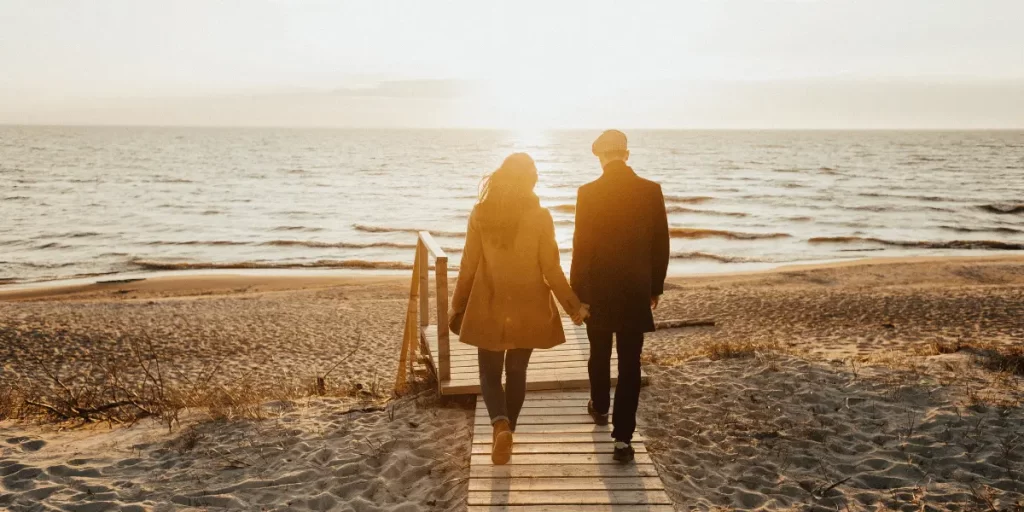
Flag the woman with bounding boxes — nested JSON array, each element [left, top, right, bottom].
[[449, 153, 588, 465]]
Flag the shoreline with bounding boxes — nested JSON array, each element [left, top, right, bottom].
[[2, 253, 1023, 301]]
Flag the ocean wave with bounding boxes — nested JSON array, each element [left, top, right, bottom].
[[549, 204, 575, 214], [669, 228, 791, 240], [664, 195, 713, 204], [147, 240, 249, 246], [35, 242, 71, 250], [273, 225, 325, 232], [263, 240, 416, 250], [809, 236, 1023, 250], [666, 206, 748, 217], [353, 224, 466, 238], [978, 204, 1024, 215], [939, 225, 1024, 235], [129, 258, 428, 271], [670, 251, 760, 263], [859, 192, 953, 202], [841, 204, 955, 213], [3, 196, 29, 200]]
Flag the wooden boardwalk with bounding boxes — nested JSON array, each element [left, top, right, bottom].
[[424, 318, 647, 395], [403, 232, 671, 510], [468, 390, 672, 511]]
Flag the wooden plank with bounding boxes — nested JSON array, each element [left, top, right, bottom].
[[470, 453, 653, 465], [471, 433, 643, 444], [444, 377, 612, 396], [470, 464, 660, 479], [443, 343, 590, 355], [516, 400, 610, 409], [445, 376, 612, 395], [435, 258, 451, 382], [468, 490, 672, 506], [493, 391, 594, 401], [446, 371, 595, 388], [474, 424, 614, 434], [417, 239, 429, 327], [418, 230, 448, 259], [448, 356, 602, 368], [453, 360, 594, 372], [468, 477, 664, 492], [479, 415, 603, 425], [447, 350, 597, 363], [468, 505, 673, 512], [471, 443, 646, 454], [475, 407, 610, 418]]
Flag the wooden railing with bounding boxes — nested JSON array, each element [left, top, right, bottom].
[[395, 231, 450, 393]]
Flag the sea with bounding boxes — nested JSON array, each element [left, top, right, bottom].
[[1, 126, 1022, 285]]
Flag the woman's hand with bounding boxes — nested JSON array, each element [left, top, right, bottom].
[[571, 303, 591, 326]]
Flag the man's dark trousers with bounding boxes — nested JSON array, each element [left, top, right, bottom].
[[587, 325, 644, 443]]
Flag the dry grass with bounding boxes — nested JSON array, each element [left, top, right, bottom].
[[0, 336, 390, 428], [698, 338, 781, 360]]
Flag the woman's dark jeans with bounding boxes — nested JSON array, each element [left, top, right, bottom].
[[477, 348, 533, 431]]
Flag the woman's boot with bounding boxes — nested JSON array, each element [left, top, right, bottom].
[[491, 419, 513, 465]]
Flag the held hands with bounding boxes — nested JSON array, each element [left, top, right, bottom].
[[571, 303, 591, 326]]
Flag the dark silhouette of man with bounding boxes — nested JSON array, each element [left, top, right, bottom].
[[570, 129, 670, 463]]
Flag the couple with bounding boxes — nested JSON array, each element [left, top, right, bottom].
[[449, 130, 670, 465]]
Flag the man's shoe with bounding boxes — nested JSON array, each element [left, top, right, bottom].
[[491, 419, 513, 465], [613, 441, 635, 463], [587, 400, 609, 426]]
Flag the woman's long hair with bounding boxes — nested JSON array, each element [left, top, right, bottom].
[[475, 152, 540, 249]]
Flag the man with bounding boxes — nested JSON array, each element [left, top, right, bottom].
[[571, 129, 670, 463]]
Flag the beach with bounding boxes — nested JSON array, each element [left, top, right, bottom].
[[2, 255, 1023, 510]]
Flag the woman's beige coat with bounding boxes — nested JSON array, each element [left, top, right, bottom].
[[450, 205, 582, 351]]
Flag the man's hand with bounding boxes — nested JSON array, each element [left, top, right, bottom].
[[572, 303, 591, 326], [650, 295, 660, 310]]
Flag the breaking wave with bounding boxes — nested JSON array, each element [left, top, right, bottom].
[[666, 206, 748, 217], [939, 225, 1024, 235], [808, 237, 1023, 250], [670, 228, 791, 240], [273, 226, 325, 232], [670, 251, 761, 263], [352, 224, 466, 238], [549, 204, 576, 214], [147, 240, 249, 246], [664, 195, 714, 204], [977, 204, 1024, 215], [129, 258, 425, 271]]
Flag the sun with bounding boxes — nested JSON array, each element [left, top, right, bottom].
[[476, 78, 579, 131]]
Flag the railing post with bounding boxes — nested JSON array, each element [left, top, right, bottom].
[[435, 254, 450, 382], [417, 238, 429, 327]]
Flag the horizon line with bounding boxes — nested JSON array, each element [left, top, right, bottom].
[[3, 123, 1024, 132]]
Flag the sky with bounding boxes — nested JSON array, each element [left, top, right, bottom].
[[1, 0, 1023, 128]]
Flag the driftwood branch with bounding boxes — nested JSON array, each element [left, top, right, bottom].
[[24, 400, 70, 420], [655, 318, 716, 330]]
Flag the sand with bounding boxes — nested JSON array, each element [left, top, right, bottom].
[[1, 255, 1023, 510], [1, 392, 473, 511]]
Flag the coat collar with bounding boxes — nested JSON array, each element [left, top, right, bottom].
[[601, 160, 636, 178]]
